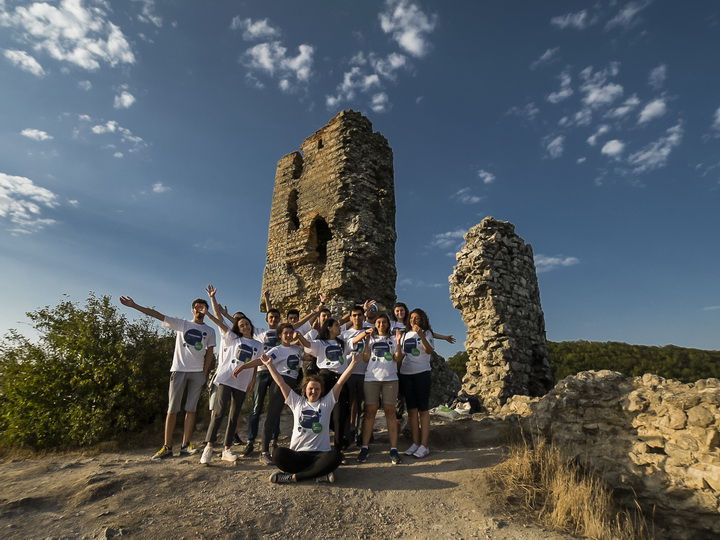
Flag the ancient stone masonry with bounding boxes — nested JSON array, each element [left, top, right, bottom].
[[504, 372, 720, 540], [261, 110, 397, 317], [449, 217, 553, 412]]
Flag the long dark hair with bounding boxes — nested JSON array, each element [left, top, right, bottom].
[[231, 316, 255, 339], [409, 308, 432, 332], [374, 313, 391, 336], [318, 318, 344, 348]]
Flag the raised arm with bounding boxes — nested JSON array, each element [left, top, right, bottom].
[[119, 296, 165, 322], [294, 330, 311, 350], [205, 285, 229, 334], [260, 354, 291, 401], [332, 357, 359, 400], [433, 332, 456, 344]]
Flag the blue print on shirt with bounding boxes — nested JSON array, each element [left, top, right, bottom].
[[184, 328, 206, 351], [234, 343, 255, 364], [298, 408, 323, 434], [372, 340, 392, 361], [403, 336, 421, 356], [324, 343, 344, 364]]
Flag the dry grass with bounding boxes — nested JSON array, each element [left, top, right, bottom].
[[488, 438, 651, 540]]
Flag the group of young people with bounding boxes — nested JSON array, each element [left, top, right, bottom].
[[119, 288, 454, 484]]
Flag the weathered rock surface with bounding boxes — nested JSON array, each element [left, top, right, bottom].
[[261, 110, 396, 317], [449, 217, 553, 412], [504, 371, 720, 539]]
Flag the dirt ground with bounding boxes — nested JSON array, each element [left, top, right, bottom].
[[0, 413, 576, 540]]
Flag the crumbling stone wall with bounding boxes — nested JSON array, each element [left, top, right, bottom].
[[449, 217, 553, 412], [510, 371, 720, 539], [261, 110, 396, 316]]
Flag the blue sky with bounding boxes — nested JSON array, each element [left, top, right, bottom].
[[1, 0, 719, 358]]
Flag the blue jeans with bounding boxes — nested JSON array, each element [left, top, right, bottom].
[[247, 370, 280, 442]]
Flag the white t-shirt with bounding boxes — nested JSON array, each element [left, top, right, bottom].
[[266, 344, 303, 380], [342, 328, 368, 375], [365, 334, 398, 382], [162, 316, 216, 372], [399, 330, 434, 375], [286, 390, 337, 452], [253, 327, 281, 371], [294, 320, 313, 337], [214, 333, 262, 392], [304, 339, 347, 374]]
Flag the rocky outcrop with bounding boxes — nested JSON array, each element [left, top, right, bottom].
[[261, 110, 396, 317], [449, 217, 553, 413], [509, 371, 720, 539]]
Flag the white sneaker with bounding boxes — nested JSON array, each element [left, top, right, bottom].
[[413, 445, 430, 459], [221, 449, 238, 462], [404, 443, 419, 456], [200, 445, 213, 465]]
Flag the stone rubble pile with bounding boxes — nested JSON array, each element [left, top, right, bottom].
[[505, 371, 720, 539], [449, 217, 553, 413]]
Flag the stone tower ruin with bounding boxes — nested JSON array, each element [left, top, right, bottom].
[[449, 217, 553, 412], [261, 110, 397, 317]]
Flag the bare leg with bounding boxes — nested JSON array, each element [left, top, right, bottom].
[[164, 412, 177, 447], [362, 405, 378, 447], [384, 405, 398, 448]]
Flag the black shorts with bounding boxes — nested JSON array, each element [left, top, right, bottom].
[[399, 370, 431, 412]]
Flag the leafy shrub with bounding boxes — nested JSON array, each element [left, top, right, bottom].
[[447, 350, 469, 380], [0, 293, 173, 449]]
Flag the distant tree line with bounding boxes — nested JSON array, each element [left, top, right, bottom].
[[447, 341, 720, 385]]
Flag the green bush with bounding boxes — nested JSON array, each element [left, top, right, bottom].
[[0, 293, 173, 449], [447, 350, 469, 380]]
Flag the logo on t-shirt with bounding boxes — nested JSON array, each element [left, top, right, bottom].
[[299, 408, 323, 434], [264, 330, 280, 350], [403, 336, 421, 356], [234, 343, 256, 364], [184, 328, 206, 351], [286, 354, 300, 372], [324, 343, 344, 365], [372, 340, 392, 361]]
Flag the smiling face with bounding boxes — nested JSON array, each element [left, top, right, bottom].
[[394, 305, 406, 322], [350, 309, 365, 329], [238, 319, 252, 338], [305, 380, 322, 402], [280, 325, 295, 346], [267, 311, 280, 328], [409, 312, 423, 329], [375, 316, 390, 335]]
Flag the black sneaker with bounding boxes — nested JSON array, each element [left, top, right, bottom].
[[390, 448, 402, 465], [316, 472, 335, 484], [242, 440, 254, 457], [357, 447, 369, 463], [270, 472, 294, 484], [233, 434, 243, 446]]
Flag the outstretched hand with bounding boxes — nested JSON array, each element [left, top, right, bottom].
[[206, 284, 217, 298], [119, 296, 135, 308], [446, 335, 456, 344]]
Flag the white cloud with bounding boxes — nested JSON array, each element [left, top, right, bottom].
[[712, 107, 720, 132], [0, 172, 59, 234], [243, 41, 314, 90], [648, 64, 667, 89], [370, 52, 407, 80], [152, 182, 170, 194], [451, 187, 483, 205], [627, 122, 683, 173], [547, 70, 573, 104], [606, 0, 653, 30], [544, 135, 565, 159], [326, 66, 382, 109], [430, 229, 467, 250], [231, 17, 281, 41], [90, 120, 145, 150], [113, 152, 123, 158], [587, 124, 610, 146], [703, 306, 720, 311], [0, 0, 135, 70], [579, 63, 624, 108], [370, 92, 390, 113], [477, 169, 496, 184], [605, 95, 640, 118], [601, 139, 625, 158], [77, 79, 92, 91], [506, 102, 540, 122], [21, 128, 53, 141], [134, 0, 162, 27], [535, 254, 580, 273], [3, 49, 44, 76], [379, 0, 437, 58], [397, 277, 444, 288], [114, 90, 136, 109], [638, 98, 667, 124], [550, 10, 593, 30], [531, 47, 559, 69]]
